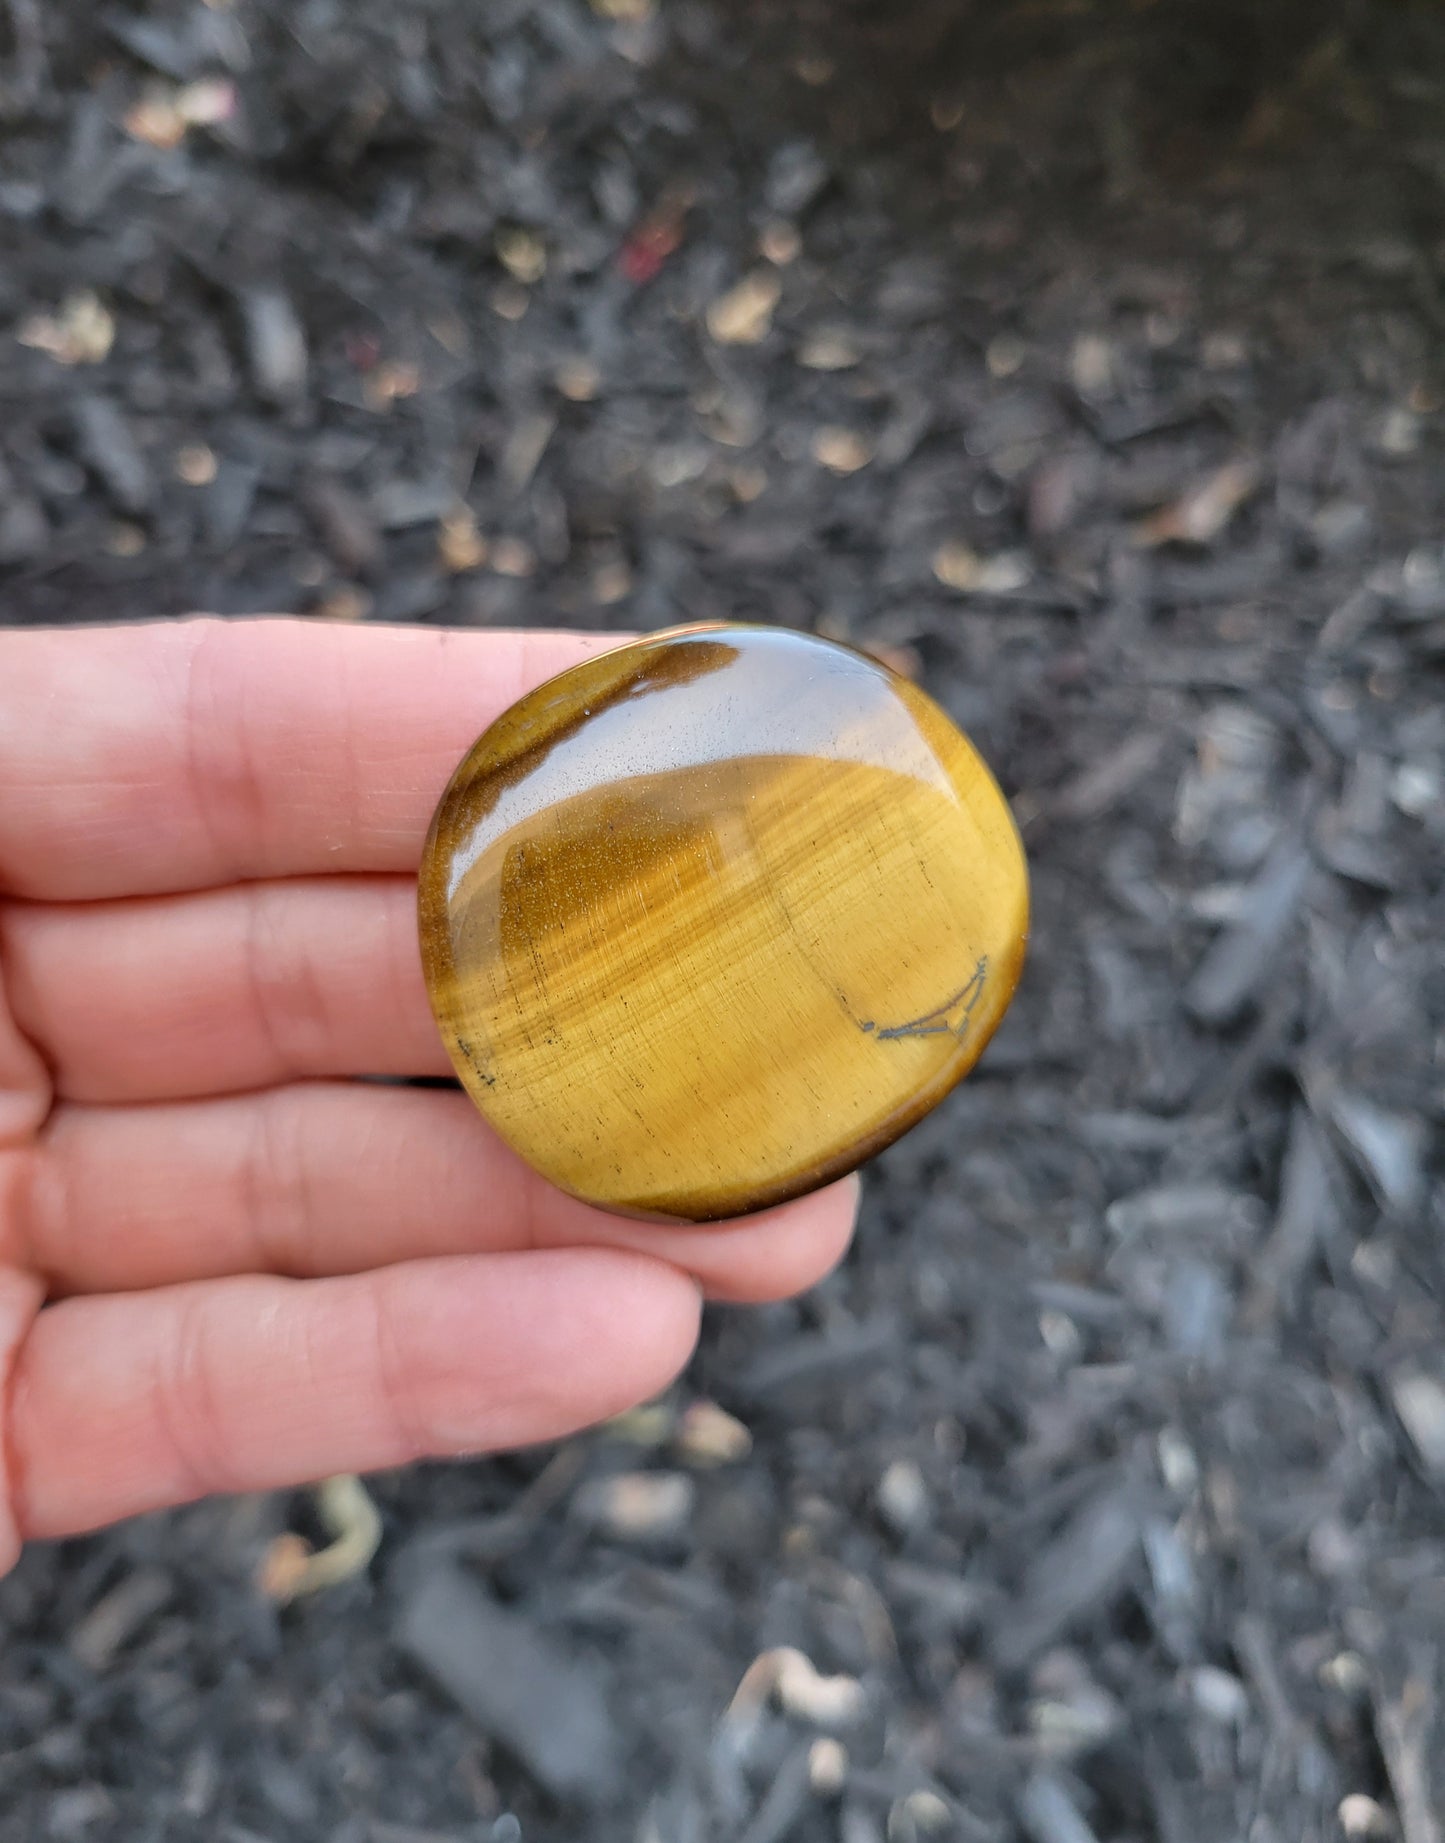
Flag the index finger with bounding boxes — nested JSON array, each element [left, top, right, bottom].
[[0, 620, 625, 900]]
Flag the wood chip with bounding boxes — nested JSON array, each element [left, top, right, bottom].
[[1339, 1794, 1393, 1838], [68, 1569, 173, 1672], [556, 358, 601, 401], [591, 559, 632, 604], [1372, 1664, 1441, 1843], [240, 287, 307, 404], [986, 332, 1027, 378], [1389, 1372, 1445, 1480], [674, 1400, 752, 1466], [394, 1561, 620, 1805], [491, 281, 530, 321], [706, 272, 781, 346], [1133, 459, 1260, 547], [490, 536, 536, 577], [798, 329, 859, 371], [808, 1738, 848, 1795], [603, 1402, 675, 1445], [500, 412, 556, 491], [1018, 1774, 1101, 1843], [811, 427, 872, 474], [759, 221, 801, 265], [727, 1648, 866, 1729], [364, 360, 421, 410], [895, 1790, 953, 1835], [876, 1458, 929, 1534], [1185, 840, 1311, 1026], [438, 507, 488, 573], [572, 1471, 695, 1539], [1070, 333, 1115, 396], [991, 1483, 1144, 1671], [124, 78, 235, 148], [175, 443, 218, 486], [18, 291, 114, 365], [495, 226, 546, 285], [932, 542, 1030, 593]]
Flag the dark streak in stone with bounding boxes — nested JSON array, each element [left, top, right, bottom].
[[455, 1034, 496, 1086], [861, 956, 989, 1041]]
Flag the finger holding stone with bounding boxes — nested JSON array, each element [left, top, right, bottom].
[[24, 1085, 860, 1302], [0, 620, 624, 900], [2, 878, 446, 1103]]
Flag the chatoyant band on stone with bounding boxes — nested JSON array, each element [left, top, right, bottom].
[[417, 623, 1029, 1223]]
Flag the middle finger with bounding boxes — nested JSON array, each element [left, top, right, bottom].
[[3, 878, 445, 1102], [24, 1083, 859, 1301]]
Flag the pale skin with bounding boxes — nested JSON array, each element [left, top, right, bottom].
[[0, 620, 859, 1575]]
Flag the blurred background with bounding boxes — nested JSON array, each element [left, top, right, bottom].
[[1, 1, 1443, 1839]]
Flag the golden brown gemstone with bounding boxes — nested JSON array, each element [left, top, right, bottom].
[[417, 624, 1028, 1222]]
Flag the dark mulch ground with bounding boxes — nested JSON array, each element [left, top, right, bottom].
[[2, 1, 1444, 1839]]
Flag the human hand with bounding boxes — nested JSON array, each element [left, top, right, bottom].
[[0, 620, 858, 1572]]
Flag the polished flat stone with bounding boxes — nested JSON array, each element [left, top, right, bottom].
[[418, 624, 1028, 1221]]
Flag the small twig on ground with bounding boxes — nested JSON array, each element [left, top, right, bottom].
[[258, 1474, 383, 1603]]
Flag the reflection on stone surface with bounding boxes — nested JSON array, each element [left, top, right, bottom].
[[418, 624, 1029, 1222]]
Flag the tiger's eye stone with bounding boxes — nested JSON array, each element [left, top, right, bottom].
[[418, 624, 1028, 1222]]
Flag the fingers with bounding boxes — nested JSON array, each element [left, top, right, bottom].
[[0, 1266, 45, 1574], [3, 878, 447, 1102], [25, 1084, 860, 1302], [8, 1249, 701, 1542], [0, 620, 626, 901], [0, 967, 49, 1149]]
